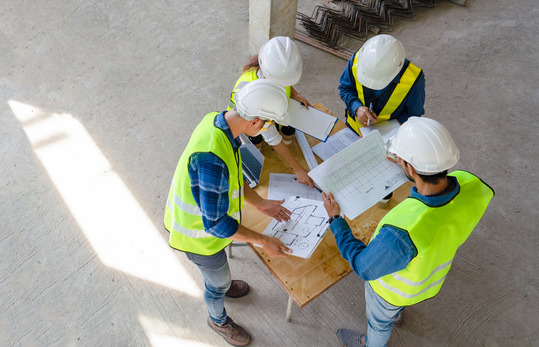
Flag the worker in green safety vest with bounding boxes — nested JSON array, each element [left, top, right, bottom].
[[321, 117, 494, 347], [227, 36, 315, 188], [164, 79, 294, 347]]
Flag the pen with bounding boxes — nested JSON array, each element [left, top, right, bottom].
[[367, 102, 373, 127], [314, 185, 323, 193]]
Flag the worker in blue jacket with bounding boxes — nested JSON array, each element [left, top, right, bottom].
[[339, 34, 425, 134], [339, 34, 425, 204], [322, 117, 494, 347]]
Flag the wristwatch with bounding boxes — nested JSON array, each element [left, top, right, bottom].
[[328, 215, 341, 224]]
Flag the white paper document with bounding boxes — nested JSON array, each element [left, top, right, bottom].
[[261, 196, 329, 258], [287, 99, 338, 142], [268, 173, 323, 202], [312, 127, 359, 161], [308, 131, 408, 220], [360, 119, 400, 144], [296, 131, 319, 170], [312, 120, 400, 162]]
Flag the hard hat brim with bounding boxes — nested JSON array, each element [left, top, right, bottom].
[[355, 69, 397, 91]]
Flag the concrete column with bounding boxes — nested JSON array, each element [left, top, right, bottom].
[[249, 0, 298, 55]]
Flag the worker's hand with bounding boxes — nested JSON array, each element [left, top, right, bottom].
[[290, 87, 311, 109], [322, 192, 340, 217], [256, 199, 292, 222], [294, 166, 315, 188], [262, 236, 292, 258], [356, 106, 378, 127]]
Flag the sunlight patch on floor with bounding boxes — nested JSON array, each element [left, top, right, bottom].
[[9, 100, 201, 297], [139, 314, 214, 347]]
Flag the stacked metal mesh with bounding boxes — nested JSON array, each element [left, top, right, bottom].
[[297, 0, 438, 49]]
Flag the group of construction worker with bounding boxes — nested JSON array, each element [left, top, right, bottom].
[[163, 35, 494, 346]]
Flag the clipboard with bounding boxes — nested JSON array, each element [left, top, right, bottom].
[[287, 99, 338, 142]]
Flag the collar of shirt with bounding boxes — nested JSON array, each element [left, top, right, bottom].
[[410, 176, 460, 206], [214, 111, 241, 150]]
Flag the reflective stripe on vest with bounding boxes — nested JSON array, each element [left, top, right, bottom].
[[347, 51, 422, 136], [165, 197, 241, 239], [374, 259, 453, 299], [168, 179, 244, 218], [368, 171, 494, 306], [164, 112, 244, 255], [227, 68, 292, 110]]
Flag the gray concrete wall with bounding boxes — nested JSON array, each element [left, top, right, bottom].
[[249, 0, 298, 55], [1, 0, 537, 346]]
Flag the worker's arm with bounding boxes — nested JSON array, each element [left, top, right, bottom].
[[322, 192, 416, 280], [338, 53, 364, 116], [260, 124, 314, 187], [189, 153, 291, 257], [290, 86, 311, 109], [331, 219, 416, 280], [243, 183, 292, 223], [229, 224, 291, 257], [272, 141, 315, 187]]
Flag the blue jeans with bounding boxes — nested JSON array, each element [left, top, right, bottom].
[[185, 249, 231, 326], [364, 282, 404, 347]]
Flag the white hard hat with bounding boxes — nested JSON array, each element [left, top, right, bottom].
[[386, 117, 460, 175], [258, 36, 303, 87], [234, 79, 291, 126], [355, 34, 406, 90]]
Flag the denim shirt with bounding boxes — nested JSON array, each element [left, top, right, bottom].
[[188, 111, 242, 239], [329, 176, 459, 281]]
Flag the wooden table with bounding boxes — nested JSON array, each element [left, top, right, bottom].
[[238, 104, 413, 321]]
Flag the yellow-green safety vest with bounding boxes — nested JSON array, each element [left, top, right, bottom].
[[227, 68, 292, 110], [164, 112, 244, 255], [368, 171, 494, 306], [347, 51, 422, 136]]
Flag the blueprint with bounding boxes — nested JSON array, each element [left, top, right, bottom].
[[262, 196, 329, 258], [308, 130, 408, 220], [268, 173, 323, 202]]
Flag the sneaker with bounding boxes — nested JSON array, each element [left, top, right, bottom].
[[207, 317, 251, 346], [225, 280, 250, 298], [393, 312, 403, 326], [336, 328, 366, 347], [379, 192, 393, 204]]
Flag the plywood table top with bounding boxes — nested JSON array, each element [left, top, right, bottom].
[[241, 103, 412, 308]]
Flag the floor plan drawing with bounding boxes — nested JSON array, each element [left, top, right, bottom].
[[308, 130, 408, 219], [262, 196, 329, 258]]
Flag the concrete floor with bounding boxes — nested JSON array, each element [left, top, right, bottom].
[[1, 0, 537, 346]]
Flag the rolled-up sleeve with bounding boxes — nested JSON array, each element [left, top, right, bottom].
[[261, 123, 283, 146], [188, 152, 239, 238]]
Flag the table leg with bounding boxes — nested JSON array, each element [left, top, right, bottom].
[[286, 295, 293, 322]]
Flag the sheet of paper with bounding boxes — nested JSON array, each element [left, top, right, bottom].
[[296, 131, 319, 170], [268, 173, 323, 202], [287, 99, 338, 142], [261, 196, 329, 258], [308, 131, 408, 220], [312, 127, 359, 161], [360, 119, 400, 144]]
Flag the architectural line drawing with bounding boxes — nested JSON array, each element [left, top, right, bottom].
[[262, 196, 329, 258]]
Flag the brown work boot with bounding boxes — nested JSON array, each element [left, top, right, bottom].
[[225, 280, 250, 298], [207, 317, 251, 346]]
